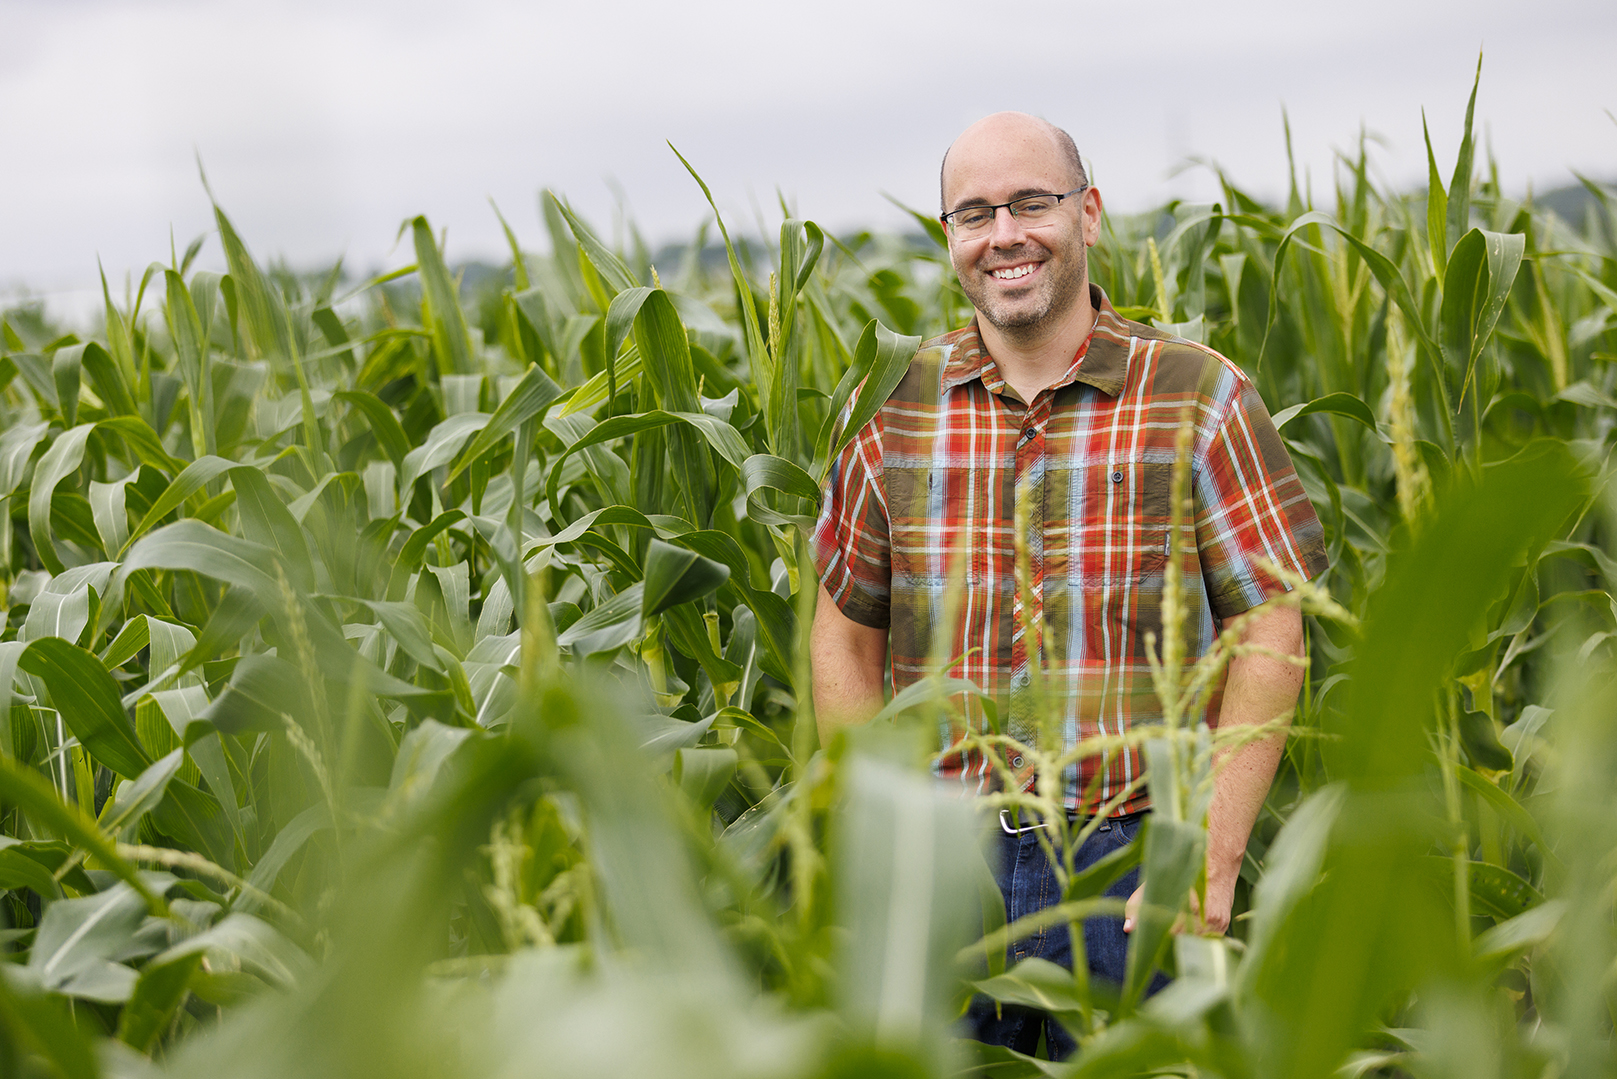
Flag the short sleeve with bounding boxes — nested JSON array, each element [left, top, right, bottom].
[[1193, 380, 1329, 619], [811, 417, 892, 629]]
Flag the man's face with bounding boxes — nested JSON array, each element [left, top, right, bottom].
[[941, 119, 1098, 334]]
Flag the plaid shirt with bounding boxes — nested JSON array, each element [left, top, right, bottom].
[[813, 285, 1327, 813]]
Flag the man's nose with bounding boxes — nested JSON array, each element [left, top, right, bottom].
[[988, 205, 1028, 246]]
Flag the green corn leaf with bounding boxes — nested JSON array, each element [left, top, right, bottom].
[[123, 455, 239, 553], [211, 201, 287, 364], [20, 564, 109, 647], [229, 466, 315, 593], [554, 199, 638, 294], [1458, 709, 1513, 771], [118, 950, 204, 1052], [556, 583, 645, 656], [740, 453, 821, 528], [820, 319, 921, 480], [411, 216, 475, 376], [555, 345, 645, 418], [970, 957, 1089, 1039], [642, 539, 730, 618], [89, 474, 136, 557], [28, 423, 95, 575], [511, 287, 563, 369], [0, 420, 50, 499], [399, 412, 489, 494], [603, 285, 656, 408], [148, 686, 213, 744], [100, 614, 151, 670], [1454, 767, 1555, 866], [99, 748, 185, 839], [672, 746, 737, 809], [310, 305, 355, 369], [1423, 110, 1449, 274], [1322, 223, 1442, 364], [1474, 899, 1566, 964], [147, 617, 198, 689], [834, 757, 980, 1052], [19, 637, 150, 779], [168, 586, 264, 691], [50, 345, 82, 428], [0, 754, 165, 912], [1444, 54, 1483, 260], [0, 841, 62, 896], [1466, 859, 1542, 920], [1256, 210, 1335, 369], [870, 676, 995, 725], [444, 363, 565, 483], [675, 529, 796, 684], [634, 291, 710, 525], [122, 520, 282, 607], [669, 144, 773, 421], [355, 599, 446, 672], [544, 410, 751, 516], [240, 801, 332, 906], [151, 779, 237, 871], [1121, 812, 1202, 1013], [0, 971, 101, 1079], [199, 653, 303, 735], [1440, 229, 1525, 405], [1237, 785, 1346, 996], [385, 510, 467, 601], [490, 198, 530, 292], [28, 882, 150, 1002], [334, 390, 412, 469], [147, 912, 312, 991], [99, 414, 183, 473], [163, 269, 206, 399], [1272, 392, 1386, 440]]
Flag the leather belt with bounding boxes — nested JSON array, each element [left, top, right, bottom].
[[998, 808, 1146, 835]]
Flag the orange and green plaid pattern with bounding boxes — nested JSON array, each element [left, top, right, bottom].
[[813, 286, 1328, 813]]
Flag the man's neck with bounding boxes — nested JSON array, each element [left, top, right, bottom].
[[976, 290, 1097, 404]]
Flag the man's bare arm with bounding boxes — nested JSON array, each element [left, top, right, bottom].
[[810, 583, 888, 745], [1198, 603, 1304, 932], [1125, 602, 1305, 934]]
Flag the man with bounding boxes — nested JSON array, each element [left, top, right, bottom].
[[810, 112, 1327, 1057]]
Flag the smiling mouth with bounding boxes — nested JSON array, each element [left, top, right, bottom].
[[989, 263, 1040, 281]]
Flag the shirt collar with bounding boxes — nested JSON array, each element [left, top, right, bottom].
[[940, 284, 1132, 399]]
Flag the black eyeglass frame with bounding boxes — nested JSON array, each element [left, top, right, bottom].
[[940, 186, 1090, 233]]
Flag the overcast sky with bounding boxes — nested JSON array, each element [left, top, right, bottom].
[[3, 0, 1614, 319]]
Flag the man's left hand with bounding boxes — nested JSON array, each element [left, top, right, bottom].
[[1122, 877, 1235, 936]]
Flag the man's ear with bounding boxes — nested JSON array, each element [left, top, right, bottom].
[[1083, 187, 1105, 248]]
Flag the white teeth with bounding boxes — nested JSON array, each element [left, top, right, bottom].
[[991, 264, 1036, 280]]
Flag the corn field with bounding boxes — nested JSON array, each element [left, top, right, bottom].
[[2, 71, 1616, 1078]]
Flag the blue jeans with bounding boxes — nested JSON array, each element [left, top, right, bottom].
[[966, 811, 1162, 1060]]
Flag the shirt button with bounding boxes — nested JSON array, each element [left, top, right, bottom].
[[1023, 427, 1037, 442], [1010, 754, 1024, 768], [1111, 470, 1123, 483]]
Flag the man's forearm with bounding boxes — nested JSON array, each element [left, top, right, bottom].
[[810, 584, 888, 745], [1202, 604, 1305, 932]]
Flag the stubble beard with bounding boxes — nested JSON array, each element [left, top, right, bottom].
[[967, 242, 1088, 336]]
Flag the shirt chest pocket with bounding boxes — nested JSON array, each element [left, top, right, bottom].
[[885, 465, 990, 587], [1095, 460, 1175, 583]]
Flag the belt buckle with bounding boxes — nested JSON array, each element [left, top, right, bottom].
[[999, 809, 1048, 835]]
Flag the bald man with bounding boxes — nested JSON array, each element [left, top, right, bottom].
[[810, 113, 1327, 1058]]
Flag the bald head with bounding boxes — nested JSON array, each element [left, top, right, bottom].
[[940, 112, 1087, 212]]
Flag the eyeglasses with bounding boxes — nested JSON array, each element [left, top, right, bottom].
[[941, 187, 1088, 236]]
